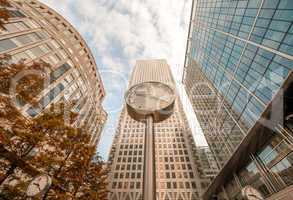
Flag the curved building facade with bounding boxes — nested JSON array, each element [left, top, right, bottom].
[[0, 0, 106, 145]]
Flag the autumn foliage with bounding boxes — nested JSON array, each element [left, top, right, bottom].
[[0, 56, 109, 199], [0, 0, 10, 29]]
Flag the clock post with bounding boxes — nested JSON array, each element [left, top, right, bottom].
[[125, 81, 175, 200], [144, 115, 155, 200]]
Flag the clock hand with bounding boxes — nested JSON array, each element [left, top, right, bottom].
[[148, 95, 169, 104], [136, 93, 148, 97], [133, 92, 170, 106], [248, 194, 263, 200], [33, 182, 41, 191], [135, 93, 168, 102], [135, 91, 148, 95]]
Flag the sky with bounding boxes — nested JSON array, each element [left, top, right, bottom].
[[40, 0, 208, 160]]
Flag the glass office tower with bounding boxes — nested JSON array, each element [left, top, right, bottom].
[[183, 0, 293, 199]]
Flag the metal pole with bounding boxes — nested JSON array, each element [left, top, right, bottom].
[[143, 115, 156, 200]]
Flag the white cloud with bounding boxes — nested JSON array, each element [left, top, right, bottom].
[[40, 0, 208, 159]]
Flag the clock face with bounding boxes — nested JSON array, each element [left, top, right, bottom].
[[126, 82, 175, 113], [26, 174, 52, 197], [242, 186, 264, 200]]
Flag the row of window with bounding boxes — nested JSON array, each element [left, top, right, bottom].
[[118, 150, 143, 156], [30, 2, 99, 79], [119, 144, 143, 149], [25, 62, 74, 117], [156, 149, 189, 156], [0, 31, 47, 53], [112, 181, 197, 190], [155, 143, 187, 149]]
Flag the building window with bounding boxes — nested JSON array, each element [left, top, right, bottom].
[[0, 21, 29, 33], [0, 39, 17, 52], [40, 83, 64, 106], [136, 182, 140, 189], [0, 32, 46, 53], [26, 83, 65, 117], [8, 10, 25, 18], [50, 63, 71, 83]]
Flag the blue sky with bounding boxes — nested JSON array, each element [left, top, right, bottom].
[[40, 0, 208, 160]]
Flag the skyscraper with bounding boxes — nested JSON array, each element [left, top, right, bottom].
[[0, 0, 106, 145], [108, 60, 208, 200], [183, 0, 293, 199]]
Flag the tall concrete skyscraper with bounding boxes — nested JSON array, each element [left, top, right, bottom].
[[108, 60, 208, 200], [183, 0, 293, 199], [0, 0, 106, 145]]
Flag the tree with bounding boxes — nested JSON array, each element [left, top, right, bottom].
[[0, 54, 51, 105], [0, 55, 51, 186], [32, 108, 109, 200], [0, 56, 109, 199], [76, 156, 109, 200], [1, 103, 109, 200], [0, 0, 11, 29]]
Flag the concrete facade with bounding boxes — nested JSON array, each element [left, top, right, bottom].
[[108, 60, 208, 200]]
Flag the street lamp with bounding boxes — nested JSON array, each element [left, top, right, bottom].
[[125, 81, 175, 200]]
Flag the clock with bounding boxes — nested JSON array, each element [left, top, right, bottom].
[[241, 186, 264, 200], [26, 174, 52, 197], [125, 81, 175, 122]]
